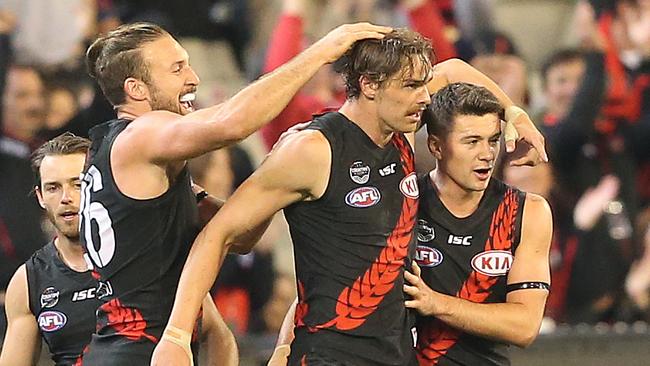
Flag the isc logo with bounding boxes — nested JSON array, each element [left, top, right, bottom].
[[448, 234, 472, 246], [415, 246, 443, 267], [345, 187, 381, 208], [38, 311, 67, 332], [400, 173, 419, 199], [471, 250, 513, 276], [72, 288, 96, 302]]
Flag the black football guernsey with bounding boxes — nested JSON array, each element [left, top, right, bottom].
[[26, 241, 100, 366], [414, 176, 526, 366], [284, 112, 420, 366], [79, 119, 202, 364]]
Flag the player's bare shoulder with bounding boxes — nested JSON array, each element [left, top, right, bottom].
[[261, 128, 332, 201]]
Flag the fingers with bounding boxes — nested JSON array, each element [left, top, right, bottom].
[[508, 150, 541, 167], [411, 260, 421, 277], [404, 270, 419, 286], [503, 120, 519, 153], [349, 22, 393, 34], [403, 284, 419, 297], [404, 300, 418, 309]]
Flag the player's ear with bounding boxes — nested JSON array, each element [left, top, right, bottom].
[[428, 134, 443, 160], [123, 77, 149, 102], [359, 75, 379, 100], [35, 186, 46, 209]]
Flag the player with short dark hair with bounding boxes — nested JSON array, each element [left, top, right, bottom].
[[405, 83, 552, 365]]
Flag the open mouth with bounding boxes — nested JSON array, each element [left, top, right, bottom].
[[60, 211, 78, 222], [473, 167, 492, 180], [180, 93, 196, 112]]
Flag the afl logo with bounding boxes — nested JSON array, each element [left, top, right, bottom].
[[471, 250, 513, 276], [349, 161, 370, 184], [40, 287, 59, 308], [415, 246, 443, 267], [400, 173, 419, 199], [345, 187, 381, 208], [38, 311, 67, 332]]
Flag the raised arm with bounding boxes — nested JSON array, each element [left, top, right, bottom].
[[0, 265, 42, 366], [123, 23, 391, 164], [199, 294, 238, 366], [405, 193, 552, 348], [428, 58, 548, 164], [150, 130, 331, 366]]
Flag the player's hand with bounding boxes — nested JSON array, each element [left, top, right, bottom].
[[150, 339, 191, 366], [310, 22, 393, 63], [404, 261, 437, 316], [504, 112, 548, 167]]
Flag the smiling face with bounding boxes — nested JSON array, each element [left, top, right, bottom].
[[139, 34, 200, 115], [431, 113, 501, 192], [374, 56, 432, 134], [36, 153, 85, 241]]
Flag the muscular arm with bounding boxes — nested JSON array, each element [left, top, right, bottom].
[[0, 265, 42, 366], [119, 23, 391, 164], [199, 294, 238, 366], [405, 194, 552, 348], [151, 131, 331, 365]]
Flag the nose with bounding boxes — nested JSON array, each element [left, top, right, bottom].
[[478, 141, 496, 161], [419, 86, 431, 105], [187, 66, 200, 86], [60, 185, 76, 204]]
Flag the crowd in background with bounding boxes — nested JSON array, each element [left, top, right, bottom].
[[1, 0, 649, 362]]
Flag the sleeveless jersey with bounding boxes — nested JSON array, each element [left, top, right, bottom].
[[414, 176, 526, 366], [25, 241, 100, 366], [284, 112, 419, 366], [79, 119, 202, 364]]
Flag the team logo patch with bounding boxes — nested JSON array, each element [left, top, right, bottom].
[[415, 246, 443, 267], [40, 287, 59, 308], [96, 280, 113, 299], [38, 311, 67, 332], [417, 219, 435, 242], [345, 187, 381, 208], [349, 161, 370, 184], [471, 250, 513, 276], [399, 172, 419, 199]]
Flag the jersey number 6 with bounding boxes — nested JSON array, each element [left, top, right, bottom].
[[80, 165, 116, 268]]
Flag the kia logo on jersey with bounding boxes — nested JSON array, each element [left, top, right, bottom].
[[400, 173, 419, 199], [38, 311, 67, 332], [415, 246, 443, 267], [345, 187, 381, 208], [471, 250, 513, 276]]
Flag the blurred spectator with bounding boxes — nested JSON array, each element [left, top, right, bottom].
[[0, 0, 96, 72], [536, 2, 637, 324]]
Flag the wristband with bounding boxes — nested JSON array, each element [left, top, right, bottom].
[[161, 325, 194, 366], [506, 281, 550, 293]]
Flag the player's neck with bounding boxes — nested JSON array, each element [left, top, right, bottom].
[[116, 101, 152, 121], [54, 235, 88, 272], [430, 170, 486, 218], [339, 100, 394, 147]]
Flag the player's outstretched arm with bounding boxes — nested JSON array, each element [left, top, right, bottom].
[[405, 193, 552, 348], [427, 58, 547, 165], [199, 294, 238, 366], [0, 265, 41, 366], [150, 130, 331, 366], [123, 23, 391, 164]]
